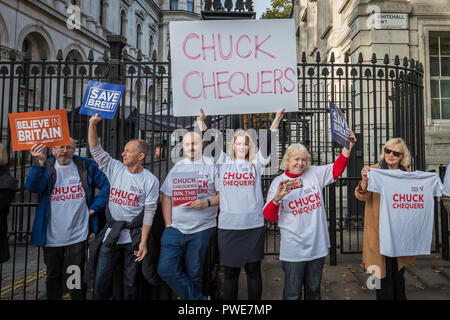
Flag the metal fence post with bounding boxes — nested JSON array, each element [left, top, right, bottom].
[[329, 184, 337, 266], [440, 165, 450, 260], [106, 35, 126, 159]]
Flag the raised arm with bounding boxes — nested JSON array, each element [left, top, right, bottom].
[[160, 193, 173, 227], [196, 108, 208, 132], [269, 108, 285, 131], [88, 113, 112, 172], [332, 130, 357, 179], [88, 113, 102, 148], [263, 178, 291, 222]]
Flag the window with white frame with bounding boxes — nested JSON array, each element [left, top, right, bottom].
[[430, 33, 450, 119]]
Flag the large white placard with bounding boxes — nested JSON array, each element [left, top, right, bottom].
[[169, 19, 299, 116]]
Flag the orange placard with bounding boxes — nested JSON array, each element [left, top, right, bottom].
[[8, 109, 71, 151]]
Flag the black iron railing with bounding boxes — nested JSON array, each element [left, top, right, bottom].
[[0, 40, 431, 298]]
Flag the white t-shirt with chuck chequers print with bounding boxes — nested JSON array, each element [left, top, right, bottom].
[[90, 144, 159, 244], [264, 164, 335, 262], [47, 160, 89, 247], [215, 151, 270, 230], [160, 156, 218, 234], [368, 169, 443, 257]]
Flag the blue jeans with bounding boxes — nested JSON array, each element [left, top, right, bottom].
[[93, 243, 138, 300], [282, 257, 325, 300], [157, 226, 216, 300]]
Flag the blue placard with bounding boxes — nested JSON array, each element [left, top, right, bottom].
[[79, 81, 125, 119], [330, 101, 350, 149]]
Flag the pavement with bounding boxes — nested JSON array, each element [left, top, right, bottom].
[[3, 242, 450, 300], [235, 253, 450, 300]]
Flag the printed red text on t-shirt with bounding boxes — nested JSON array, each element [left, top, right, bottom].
[[110, 187, 141, 207], [222, 171, 256, 187], [50, 184, 84, 202], [392, 193, 425, 210], [288, 192, 322, 216]]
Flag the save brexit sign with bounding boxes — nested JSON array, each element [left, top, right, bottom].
[[330, 101, 350, 149], [79, 81, 125, 119], [169, 19, 299, 116], [8, 109, 71, 151]]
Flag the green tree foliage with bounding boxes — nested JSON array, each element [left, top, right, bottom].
[[261, 0, 292, 19]]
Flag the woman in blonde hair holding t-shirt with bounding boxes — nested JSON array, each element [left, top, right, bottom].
[[197, 108, 284, 300], [355, 137, 414, 300]]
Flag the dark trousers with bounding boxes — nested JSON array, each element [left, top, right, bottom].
[[376, 256, 407, 300], [281, 257, 325, 300], [93, 242, 139, 300], [42, 240, 87, 300], [223, 261, 262, 300]]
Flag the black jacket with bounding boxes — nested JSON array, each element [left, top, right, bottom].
[[85, 203, 164, 286], [0, 166, 18, 263]]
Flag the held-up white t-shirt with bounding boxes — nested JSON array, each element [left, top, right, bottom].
[[91, 146, 159, 244], [264, 165, 335, 262], [444, 163, 450, 196], [160, 156, 218, 234], [368, 169, 443, 257], [215, 151, 270, 230], [47, 161, 89, 247]]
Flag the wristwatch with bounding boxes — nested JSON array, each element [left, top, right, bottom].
[[273, 198, 280, 205], [207, 199, 211, 207]]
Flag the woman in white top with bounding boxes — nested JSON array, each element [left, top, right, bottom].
[[263, 132, 356, 300], [198, 108, 284, 300]]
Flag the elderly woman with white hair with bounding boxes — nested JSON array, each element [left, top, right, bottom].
[[263, 132, 356, 300], [355, 137, 414, 300]]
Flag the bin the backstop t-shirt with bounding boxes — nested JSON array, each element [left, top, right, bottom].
[[368, 169, 443, 257]]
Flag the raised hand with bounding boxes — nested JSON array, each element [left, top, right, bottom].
[[274, 179, 292, 203], [30, 144, 47, 166], [270, 108, 286, 130], [348, 130, 357, 150], [89, 113, 102, 126], [196, 108, 207, 131]]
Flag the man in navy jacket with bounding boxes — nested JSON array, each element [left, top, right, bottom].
[[25, 138, 110, 300]]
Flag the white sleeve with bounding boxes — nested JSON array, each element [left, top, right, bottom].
[[444, 164, 450, 196], [215, 150, 227, 165], [145, 177, 160, 206], [89, 144, 121, 178], [313, 164, 335, 189], [367, 169, 382, 194], [160, 170, 172, 196], [143, 177, 160, 226], [432, 174, 443, 197], [264, 177, 280, 209], [256, 149, 271, 169]]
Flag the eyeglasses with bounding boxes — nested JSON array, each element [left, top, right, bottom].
[[53, 146, 75, 151], [384, 147, 402, 157]]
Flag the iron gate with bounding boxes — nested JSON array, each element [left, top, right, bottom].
[[0, 35, 434, 299]]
